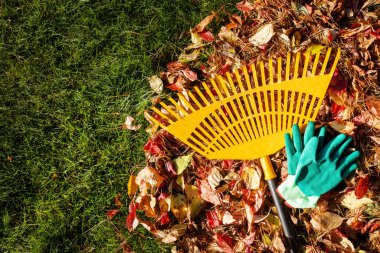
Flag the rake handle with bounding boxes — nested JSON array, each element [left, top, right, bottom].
[[260, 157, 300, 253]]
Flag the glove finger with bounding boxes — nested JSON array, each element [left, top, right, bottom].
[[317, 126, 326, 151], [318, 134, 348, 160], [295, 137, 318, 182], [303, 121, 315, 145], [285, 133, 295, 156], [330, 137, 352, 160], [292, 124, 303, 152], [341, 163, 358, 179], [337, 150, 361, 171]]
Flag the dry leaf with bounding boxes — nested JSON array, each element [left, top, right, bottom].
[[310, 212, 343, 234], [329, 120, 356, 135], [207, 167, 223, 189], [122, 116, 141, 131], [128, 175, 138, 197], [340, 191, 374, 210], [198, 179, 222, 206], [249, 24, 275, 46], [148, 75, 163, 94], [241, 166, 262, 190]]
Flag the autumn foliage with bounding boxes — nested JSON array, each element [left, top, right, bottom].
[[115, 1, 380, 252]]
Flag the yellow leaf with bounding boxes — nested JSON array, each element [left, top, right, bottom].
[[185, 184, 203, 218], [174, 154, 193, 175], [128, 175, 138, 197], [241, 166, 262, 190]]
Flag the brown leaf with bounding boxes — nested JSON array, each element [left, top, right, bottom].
[[329, 120, 356, 135], [310, 211, 343, 234], [192, 13, 216, 33], [139, 195, 157, 218]]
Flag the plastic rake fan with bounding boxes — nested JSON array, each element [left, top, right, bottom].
[[146, 46, 340, 252], [147, 47, 340, 162]]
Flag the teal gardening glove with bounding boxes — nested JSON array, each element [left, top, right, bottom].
[[277, 122, 326, 207], [283, 133, 360, 208]]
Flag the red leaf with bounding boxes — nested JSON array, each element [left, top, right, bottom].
[[181, 68, 198, 81], [198, 30, 215, 42], [218, 63, 231, 75], [159, 212, 170, 226], [331, 101, 346, 120], [106, 210, 119, 219], [370, 221, 380, 232], [197, 179, 222, 205], [143, 136, 164, 156], [216, 233, 235, 253], [166, 82, 184, 91], [236, 1, 254, 12], [222, 160, 233, 170], [206, 210, 221, 228], [126, 201, 138, 231], [355, 175, 370, 199]]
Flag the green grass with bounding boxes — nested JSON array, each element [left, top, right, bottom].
[[0, 0, 237, 252]]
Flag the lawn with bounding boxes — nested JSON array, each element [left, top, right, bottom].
[[0, 0, 237, 252]]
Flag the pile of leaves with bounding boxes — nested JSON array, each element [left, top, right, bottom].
[[115, 0, 380, 252]]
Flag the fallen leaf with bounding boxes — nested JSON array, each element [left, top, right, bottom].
[[207, 210, 222, 228], [148, 75, 163, 94], [122, 116, 141, 131], [185, 184, 203, 218], [174, 154, 193, 175], [355, 175, 370, 199], [192, 13, 216, 33], [340, 191, 374, 210], [198, 30, 215, 42], [215, 233, 235, 253], [329, 120, 356, 135], [171, 194, 188, 222], [241, 166, 262, 190], [126, 201, 139, 231], [106, 210, 119, 219], [139, 195, 157, 218], [207, 167, 223, 189], [181, 69, 198, 81], [128, 175, 138, 197], [236, 1, 254, 12], [198, 179, 222, 205], [222, 211, 236, 225], [310, 212, 343, 234], [249, 24, 275, 46], [353, 111, 380, 130], [154, 224, 187, 243], [135, 167, 165, 195], [271, 233, 286, 253]]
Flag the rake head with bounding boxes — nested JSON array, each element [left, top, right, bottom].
[[146, 46, 341, 160]]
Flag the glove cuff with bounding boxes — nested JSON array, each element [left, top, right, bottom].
[[277, 175, 296, 200], [285, 195, 319, 209]]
